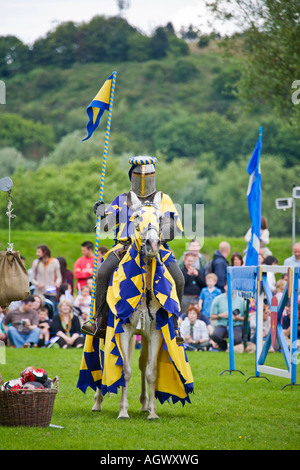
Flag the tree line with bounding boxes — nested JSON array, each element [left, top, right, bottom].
[[0, 129, 298, 238], [0, 16, 189, 77]]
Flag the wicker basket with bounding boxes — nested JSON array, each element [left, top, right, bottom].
[[0, 373, 59, 427]]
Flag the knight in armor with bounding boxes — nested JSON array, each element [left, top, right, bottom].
[[81, 157, 185, 343]]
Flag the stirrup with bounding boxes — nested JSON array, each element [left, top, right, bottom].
[[176, 335, 185, 345], [81, 321, 97, 336]]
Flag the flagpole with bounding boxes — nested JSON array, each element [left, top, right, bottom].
[[89, 70, 117, 324]]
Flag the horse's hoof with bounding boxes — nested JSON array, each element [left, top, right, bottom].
[[147, 413, 159, 420], [118, 412, 130, 419], [92, 404, 102, 412]]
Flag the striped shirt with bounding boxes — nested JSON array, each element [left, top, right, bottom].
[[31, 258, 62, 295]]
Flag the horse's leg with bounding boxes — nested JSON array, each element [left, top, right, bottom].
[[92, 387, 103, 412], [139, 336, 148, 412], [146, 330, 162, 420], [118, 329, 132, 419]]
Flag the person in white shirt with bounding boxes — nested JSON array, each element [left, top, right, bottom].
[[180, 304, 211, 351]]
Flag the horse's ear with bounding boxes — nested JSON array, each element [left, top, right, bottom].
[[129, 191, 142, 211], [153, 191, 162, 208]]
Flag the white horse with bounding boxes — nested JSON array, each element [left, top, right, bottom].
[[93, 192, 168, 419]]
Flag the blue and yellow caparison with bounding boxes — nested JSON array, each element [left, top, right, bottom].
[[77, 199, 194, 406]]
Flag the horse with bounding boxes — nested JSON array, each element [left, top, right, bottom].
[[92, 191, 173, 419]]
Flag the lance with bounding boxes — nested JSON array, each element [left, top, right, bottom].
[[89, 71, 117, 325]]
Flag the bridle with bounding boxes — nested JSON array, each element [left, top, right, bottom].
[[132, 201, 162, 257]]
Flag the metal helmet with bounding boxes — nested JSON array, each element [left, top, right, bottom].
[[128, 156, 157, 198]]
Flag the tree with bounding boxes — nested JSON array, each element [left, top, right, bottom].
[[127, 33, 152, 62], [0, 114, 55, 158], [0, 147, 37, 176], [0, 36, 31, 76], [44, 130, 106, 166], [32, 22, 78, 67], [76, 16, 135, 63], [0, 158, 130, 232], [150, 27, 169, 59], [153, 112, 241, 165], [180, 25, 200, 42], [204, 155, 299, 237], [0, 113, 54, 159], [206, 0, 300, 125]]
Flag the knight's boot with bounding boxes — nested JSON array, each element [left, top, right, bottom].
[[81, 312, 107, 339], [173, 316, 184, 345]]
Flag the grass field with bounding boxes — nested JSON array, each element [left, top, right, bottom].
[[0, 229, 298, 451], [0, 347, 299, 450]]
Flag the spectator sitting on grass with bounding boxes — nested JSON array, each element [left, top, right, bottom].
[[210, 282, 246, 351], [38, 306, 51, 347], [3, 296, 41, 348], [50, 299, 84, 349], [180, 304, 211, 351]]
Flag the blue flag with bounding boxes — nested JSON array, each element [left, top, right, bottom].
[[245, 127, 263, 266], [82, 73, 114, 142]]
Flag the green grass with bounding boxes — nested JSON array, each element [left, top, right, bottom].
[[0, 229, 292, 272], [0, 348, 299, 450]]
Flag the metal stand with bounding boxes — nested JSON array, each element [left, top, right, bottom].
[[280, 383, 300, 391], [245, 375, 270, 383], [219, 369, 244, 376]]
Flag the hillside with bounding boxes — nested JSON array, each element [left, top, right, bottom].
[[0, 16, 299, 238]]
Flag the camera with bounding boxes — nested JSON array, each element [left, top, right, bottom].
[[17, 318, 27, 332], [232, 309, 240, 316]]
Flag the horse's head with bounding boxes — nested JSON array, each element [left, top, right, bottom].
[[130, 192, 162, 258]]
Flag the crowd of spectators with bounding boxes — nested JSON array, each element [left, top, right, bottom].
[[0, 228, 300, 353], [0, 241, 108, 349], [177, 230, 300, 352]]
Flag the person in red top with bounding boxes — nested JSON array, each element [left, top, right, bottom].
[[73, 241, 94, 291]]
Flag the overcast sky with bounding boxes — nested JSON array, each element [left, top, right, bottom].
[[0, 0, 237, 44]]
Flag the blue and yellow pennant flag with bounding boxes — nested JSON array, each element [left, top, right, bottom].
[[82, 73, 114, 142]]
